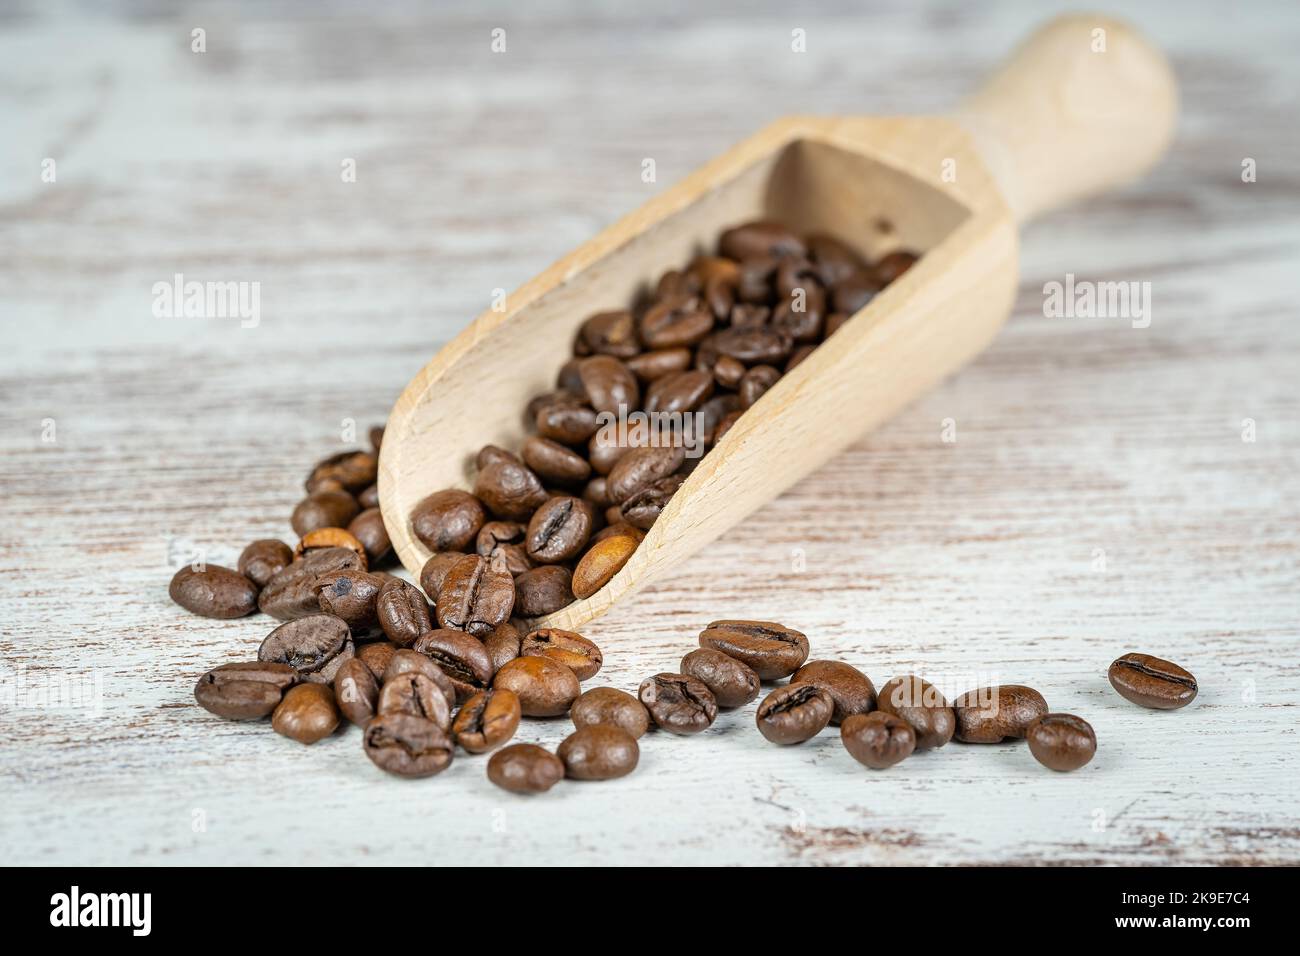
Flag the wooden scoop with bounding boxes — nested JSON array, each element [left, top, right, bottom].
[[379, 14, 1177, 629]]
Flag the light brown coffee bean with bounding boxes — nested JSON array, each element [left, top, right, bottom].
[[952, 685, 1048, 743], [571, 534, 638, 599], [272, 683, 340, 744], [492, 655, 581, 717], [876, 675, 955, 750], [521, 628, 603, 681], [452, 689, 521, 753]]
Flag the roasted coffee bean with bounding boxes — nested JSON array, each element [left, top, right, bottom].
[[638, 673, 717, 735], [306, 450, 377, 494], [823, 311, 850, 338], [1108, 653, 1198, 710], [169, 564, 259, 619], [294, 527, 368, 569], [785, 345, 815, 372], [513, 565, 575, 617], [756, 682, 833, 744], [369, 426, 384, 453], [577, 309, 641, 359], [791, 660, 876, 724], [807, 234, 867, 286], [626, 347, 692, 382], [452, 688, 521, 753], [412, 630, 494, 702], [606, 445, 685, 505], [737, 364, 781, 408], [732, 256, 777, 303], [572, 534, 637, 599], [347, 508, 391, 564], [378, 672, 452, 730], [333, 657, 380, 727], [484, 622, 522, 673], [525, 495, 593, 563], [841, 712, 915, 769], [697, 394, 741, 444], [237, 539, 293, 589], [315, 569, 384, 637], [587, 427, 639, 476], [534, 392, 600, 444], [375, 577, 432, 647], [582, 476, 611, 510], [476, 444, 520, 470], [291, 490, 360, 537], [621, 474, 684, 529], [1026, 714, 1096, 771], [436, 553, 515, 636], [876, 676, 955, 750], [521, 628, 603, 681], [419, 551, 464, 602], [687, 255, 740, 287], [493, 655, 581, 717], [410, 489, 486, 551], [698, 620, 809, 681], [831, 272, 882, 314], [358, 484, 380, 509], [953, 685, 1048, 743], [558, 356, 586, 388], [639, 296, 714, 350], [487, 743, 564, 793], [708, 326, 793, 366], [645, 369, 714, 415], [381, 648, 456, 708], [260, 547, 364, 620], [570, 686, 650, 738], [474, 521, 532, 576], [363, 713, 453, 778], [591, 521, 645, 546], [474, 456, 550, 521], [720, 221, 805, 261], [194, 662, 297, 720], [874, 250, 918, 284], [713, 410, 743, 445], [774, 258, 823, 298], [258, 614, 354, 684], [772, 294, 825, 344], [680, 647, 761, 708], [577, 355, 640, 415], [559, 725, 639, 780], [272, 683, 340, 745], [522, 436, 591, 486], [356, 641, 397, 681], [712, 354, 747, 389]]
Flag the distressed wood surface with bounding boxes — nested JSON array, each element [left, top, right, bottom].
[[2, 0, 1297, 866]]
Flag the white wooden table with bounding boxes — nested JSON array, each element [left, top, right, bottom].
[[3, 0, 1297, 866]]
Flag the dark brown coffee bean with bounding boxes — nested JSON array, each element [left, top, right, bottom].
[[492, 655, 580, 717], [720, 221, 805, 261], [436, 553, 515, 636], [523, 436, 591, 486], [712, 354, 746, 389], [577, 355, 640, 415], [698, 620, 809, 681], [358, 483, 380, 509], [756, 682, 833, 745], [558, 355, 586, 388], [169, 564, 259, 619], [771, 293, 825, 344], [791, 660, 876, 724], [558, 725, 639, 780], [272, 683, 340, 744], [410, 489, 486, 552], [874, 249, 918, 284], [606, 445, 685, 505], [570, 686, 650, 738], [638, 673, 717, 735], [419, 551, 464, 602], [306, 450, 377, 494], [315, 569, 384, 637], [513, 565, 575, 617], [841, 712, 915, 769], [378, 672, 452, 730], [474, 521, 532, 576], [369, 426, 384, 453], [774, 257, 822, 297], [645, 369, 714, 415], [680, 647, 760, 708], [356, 641, 397, 682], [620, 474, 684, 529], [1026, 713, 1097, 771], [807, 234, 867, 286], [785, 345, 815, 373], [572, 534, 637, 600], [484, 621, 522, 673], [237, 540, 293, 589], [291, 490, 360, 537], [452, 688, 521, 753], [639, 296, 714, 350], [333, 657, 379, 727], [381, 648, 455, 707], [374, 578, 431, 647], [697, 394, 741, 444], [738, 364, 781, 409], [363, 713, 453, 777], [521, 628, 602, 681], [525, 496, 593, 563], [347, 508, 391, 564], [953, 685, 1049, 743], [823, 312, 850, 338], [472, 456, 549, 521], [626, 347, 692, 383], [258, 614, 354, 684], [576, 309, 641, 358], [735, 257, 777, 303], [582, 476, 611, 511], [194, 662, 297, 720], [534, 391, 600, 444], [713, 410, 743, 445], [875, 676, 955, 750], [259, 546, 364, 620], [487, 743, 564, 793], [1108, 653, 1198, 710], [476, 444, 520, 470], [412, 629, 494, 702], [705, 327, 793, 366], [831, 272, 882, 314]]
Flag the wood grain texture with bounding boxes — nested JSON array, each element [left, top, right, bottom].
[[2, 0, 1297, 866]]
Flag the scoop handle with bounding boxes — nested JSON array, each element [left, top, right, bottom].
[[955, 13, 1177, 224]]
